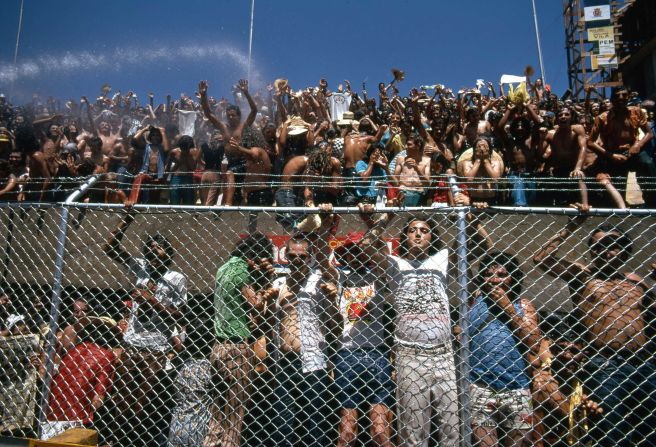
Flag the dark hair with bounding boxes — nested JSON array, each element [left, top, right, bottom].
[[149, 127, 163, 141], [78, 320, 122, 349], [364, 142, 384, 162], [76, 159, 97, 177], [612, 87, 629, 100], [587, 225, 633, 255], [14, 125, 40, 155], [406, 132, 425, 150], [0, 159, 9, 174], [286, 233, 311, 251], [88, 136, 103, 150], [143, 233, 174, 267], [473, 135, 492, 149], [478, 251, 524, 300], [178, 135, 194, 152], [231, 232, 273, 261], [430, 152, 449, 172], [226, 104, 242, 117], [306, 150, 332, 176], [398, 218, 443, 258]]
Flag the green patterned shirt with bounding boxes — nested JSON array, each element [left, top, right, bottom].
[[213, 257, 251, 340]]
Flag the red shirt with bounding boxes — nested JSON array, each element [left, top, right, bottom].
[[432, 180, 469, 204], [47, 342, 116, 423]]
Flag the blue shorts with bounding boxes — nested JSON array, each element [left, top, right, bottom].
[[334, 348, 394, 409]]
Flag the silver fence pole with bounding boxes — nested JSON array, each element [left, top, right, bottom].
[[456, 207, 472, 446], [36, 176, 99, 437]]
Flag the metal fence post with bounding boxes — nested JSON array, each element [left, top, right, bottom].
[[36, 204, 71, 436], [36, 176, 98, 437], [455, 206, 472, 447]]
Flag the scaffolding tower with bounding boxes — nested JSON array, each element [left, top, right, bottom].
[[563, 0, 633, 101]]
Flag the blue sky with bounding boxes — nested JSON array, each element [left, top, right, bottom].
[[0, 0, 569, 104]]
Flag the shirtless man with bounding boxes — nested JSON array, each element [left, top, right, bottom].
[[460, 136, 503, 203], [267, 209, 340, 446], [275, 149, 342, 230], [97, 121, 121, 156], [199, 79, 257, 205], [226, 136, 273, 205], [15, 125, 52, 201], [540, 107, 590, 209], [462, 107, 492, 149], [588, 87, 654, 207], [393, 133, 430, 206], [84, 136, 109, 173], [167, 135, 200, 205], [342, 118, 386, 205], [42, 124, 67, 177], [533, 217, 656, 446], [81, 96, 121, 156]]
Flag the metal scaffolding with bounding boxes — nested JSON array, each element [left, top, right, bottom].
[[563, 0, 633, 101]]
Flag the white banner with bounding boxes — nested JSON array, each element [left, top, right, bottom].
[[499, 74, 526, 85], [584, 5, 611, 22]]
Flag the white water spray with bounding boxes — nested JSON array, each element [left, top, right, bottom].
[[0, 43, 261, 86]]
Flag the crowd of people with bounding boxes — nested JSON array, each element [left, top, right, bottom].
[[1, 73, 656, 447], [0, 71, 654, 212]]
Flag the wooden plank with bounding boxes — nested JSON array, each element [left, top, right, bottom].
[[28, 428, 97, 446]]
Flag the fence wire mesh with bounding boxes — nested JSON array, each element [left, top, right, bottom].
[[0, 202, 654, 447]]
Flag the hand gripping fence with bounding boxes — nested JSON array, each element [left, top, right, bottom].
[[0, 182, 655, 446]]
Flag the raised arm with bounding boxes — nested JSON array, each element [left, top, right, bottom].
[[532, 216, 589, 283], [102, 213, 134, 267], [358, 203, 395, 275], [198, 80, 228, 135], [316, 204, 339, 284], [236, 79, 258, 129]]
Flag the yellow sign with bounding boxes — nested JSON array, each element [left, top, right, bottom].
[[588, 26, 614, 42]]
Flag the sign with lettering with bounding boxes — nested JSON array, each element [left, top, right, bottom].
[[588, 26, 614, 42], [598, 38, 616, 55]]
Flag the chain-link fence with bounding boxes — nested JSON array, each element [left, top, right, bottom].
[[0, 187, 654, 446]]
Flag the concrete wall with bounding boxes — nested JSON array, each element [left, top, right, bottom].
[[0, 207, 654, 314]]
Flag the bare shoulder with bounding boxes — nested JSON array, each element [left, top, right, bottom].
[[624, 272, 647, 289]]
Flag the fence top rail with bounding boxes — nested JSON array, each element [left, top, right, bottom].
[[1, 201, 652, 217]]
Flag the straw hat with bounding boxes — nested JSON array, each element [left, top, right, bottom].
[[337, 111, 357, 127]]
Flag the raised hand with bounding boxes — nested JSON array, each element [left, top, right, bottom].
[[198, 80, 208, 96], [237, 79, 249, 93]]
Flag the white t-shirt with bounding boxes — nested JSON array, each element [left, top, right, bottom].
[[124, 258, 188, 351], [177, 110, 199, 138], [328, 93, 352, 121], [386, 249, 451, 348]]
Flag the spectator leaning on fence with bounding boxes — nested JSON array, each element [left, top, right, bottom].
[[102, 212, 187, 447], [467, 252, 541, 446], [267, 209, 340, 447], [333, 230, 394, 447], [358, 190, 482, 447], [533, 215, 656, 446], [204, 232, 277, 447]]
